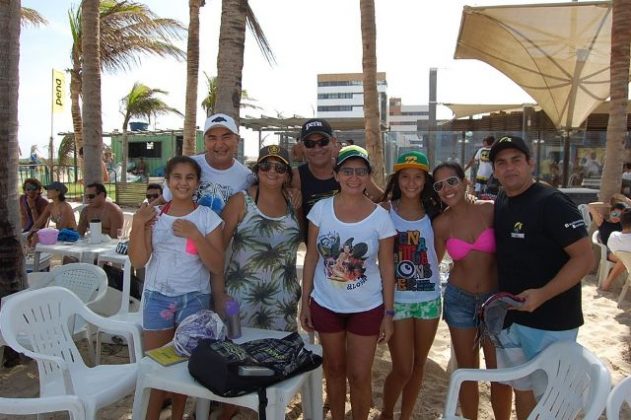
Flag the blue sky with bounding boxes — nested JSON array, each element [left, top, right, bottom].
[[18, 0, 552, 159]]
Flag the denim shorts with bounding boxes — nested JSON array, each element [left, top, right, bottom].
[[495, 323, 578, 393], [142, 289, 210, 331], [443, 283, 494, 329], [394, 297, 441, 321]]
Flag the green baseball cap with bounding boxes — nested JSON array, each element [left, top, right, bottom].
[[393, 151, 430, 172], [336, 145, 370, 168]]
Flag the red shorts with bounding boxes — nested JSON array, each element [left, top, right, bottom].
[[310, 299, 383, 336]]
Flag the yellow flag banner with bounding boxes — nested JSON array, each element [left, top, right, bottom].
[[52, 69, 65, 113]]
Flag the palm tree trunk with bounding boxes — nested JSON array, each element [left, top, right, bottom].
[[601, 0, 631, 202], [215, 0, 247, 125], [70, 65, 83, 151], [183, 0, 204, 156], [360, 0, 384, 187], [122, 128, 129, 183], [0, 0, 26, 293], [81, 0, 103, 185]]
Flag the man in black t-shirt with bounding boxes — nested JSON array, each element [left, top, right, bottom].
[[490, 136, 593, 419]]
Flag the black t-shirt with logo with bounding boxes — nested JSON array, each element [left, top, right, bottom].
[[494, 182, 588, 331], [298, 164, 339, 241]]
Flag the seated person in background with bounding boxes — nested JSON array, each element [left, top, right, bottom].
[[589, 196, 630, 246], [145, 183, 163, 206], [132, 157, 147, 177], [622, 163, 631, 196], [19, 178, 49, 232], [602, 208, 631, 291], [32, 181, 77, 231], [78, 182, 124, 239]]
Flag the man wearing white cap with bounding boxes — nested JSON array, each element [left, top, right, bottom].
[[162, 113, 254, 214]]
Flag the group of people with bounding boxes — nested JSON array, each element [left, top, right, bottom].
[[120, 112, 594, 420]]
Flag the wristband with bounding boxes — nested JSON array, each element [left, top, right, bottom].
[[384, 309, 395, 317]]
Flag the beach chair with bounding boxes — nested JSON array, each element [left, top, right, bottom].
[[577, 203, 591, 229], [613, 251, 631, 308], [606, 375, 631, 420], [0, 287, 141, 419], [0, 395, 85, 419], [443, 341, 611, 420], [593, 231, 613, 288]]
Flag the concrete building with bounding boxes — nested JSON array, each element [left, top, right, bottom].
[[388, 97, 429, 149], [316, 72, 388, 124]]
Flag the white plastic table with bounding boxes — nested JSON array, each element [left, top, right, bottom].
[[32, 238, 117, 271], [131, 328, 323, 420]]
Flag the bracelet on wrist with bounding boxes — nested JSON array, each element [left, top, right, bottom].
[[384, 309, 395, 317]]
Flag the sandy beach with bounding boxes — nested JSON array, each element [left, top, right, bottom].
[[0, 270, 629, 419]]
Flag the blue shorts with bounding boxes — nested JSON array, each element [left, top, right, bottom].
[[495, 323, 579, 392], [443, 283, 493, 329], [142, 289, 210, 331]]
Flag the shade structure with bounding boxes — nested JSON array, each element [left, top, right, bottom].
[[455, 1, 617, 131]]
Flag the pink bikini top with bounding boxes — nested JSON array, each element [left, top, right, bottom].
[[446, 228, 496, 261]]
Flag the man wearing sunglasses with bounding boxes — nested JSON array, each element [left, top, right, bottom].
[[490, 135, 593, 418], [145, 183, 163, 206], [291, 118, 383, 239], [78, 182, 124, 239], [161, 113, 254, 214]]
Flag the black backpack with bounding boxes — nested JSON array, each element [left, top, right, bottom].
[[188, 332, 322, 419]]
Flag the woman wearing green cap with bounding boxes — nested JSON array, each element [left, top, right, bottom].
[[378, 151, 443, 420], [300, 145, 396, 420]]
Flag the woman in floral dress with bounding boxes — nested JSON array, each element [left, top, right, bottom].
[[222, 145, 302, 331]]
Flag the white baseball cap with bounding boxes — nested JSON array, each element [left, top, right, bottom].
[[203, 113, 239, 135]]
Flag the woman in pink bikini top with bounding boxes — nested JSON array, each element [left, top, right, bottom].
[[432, 161, 511, 420]]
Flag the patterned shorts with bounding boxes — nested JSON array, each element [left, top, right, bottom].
[[393, 297, 441, 321]]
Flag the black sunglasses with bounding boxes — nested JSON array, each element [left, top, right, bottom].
[[146, 194, 160, 200], [85, 193, 96, 199], [25, 185, 38, 191], [258, 161, 288, 174], [303, 138, 330, 149]]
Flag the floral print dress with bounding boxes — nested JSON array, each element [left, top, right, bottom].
[[225, 192, 302, 331]]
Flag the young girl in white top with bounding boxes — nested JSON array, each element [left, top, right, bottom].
[[300, 145, 396, 420], [379, 151, 443, 420], [129, 156, 225, 420]]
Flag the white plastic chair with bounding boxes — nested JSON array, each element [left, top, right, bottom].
[[577, 204, 591, 229], [613, 251, 631, 308], [606, 375, 631, 420], [443, 341, 611, 420], [94, 253, 143, 364], [0, 395, 85, 419], [46, 263, 108, 306], [0, 286, 141, 419], [593, 230, 613, 288]]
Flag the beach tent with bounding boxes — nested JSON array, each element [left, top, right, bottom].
[[454, 1, 624, 184]]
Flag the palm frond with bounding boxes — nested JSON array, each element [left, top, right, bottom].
[[245, 2, 276, 66], [57, 134, 76, 166], [21, 7, 48, 27], [121, 82, 182, 128]]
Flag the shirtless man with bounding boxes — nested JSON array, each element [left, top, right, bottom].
[[78, 182, 124, 238]]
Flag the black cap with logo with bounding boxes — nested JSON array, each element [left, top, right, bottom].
[[300, 118, 333, 140], [489, 135, 531, 162]]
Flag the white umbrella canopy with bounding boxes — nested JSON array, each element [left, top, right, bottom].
[[454, 1, 617, 131]]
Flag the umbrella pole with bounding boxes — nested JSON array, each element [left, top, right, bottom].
[[562, 131, 570, 187]]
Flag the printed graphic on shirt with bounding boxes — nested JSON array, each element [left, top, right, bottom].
[[479, 148, 490, 162], [394, 230, 436, 292], [317, 232, 368, 288], [195, 181, 234, 214]]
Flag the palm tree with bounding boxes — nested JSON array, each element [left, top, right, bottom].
[[68, 1, 186, 154], [201, 72, 260, 116], [601, 0, 631, 202], [360, 0, 385, 187], [215, 0, 275, 124], [183, 0, 205, 157], [0, 0, 26, 293], [82, 0, 103, 185], [120, 82, 182, 183]]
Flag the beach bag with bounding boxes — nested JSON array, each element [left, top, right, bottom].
[[188, 332, 322, 420], [477, 292, 525, 347]]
